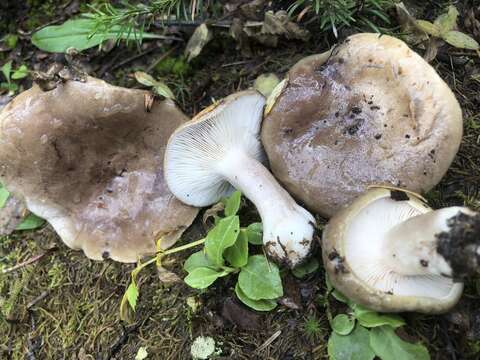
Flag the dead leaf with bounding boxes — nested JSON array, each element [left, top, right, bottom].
[[185, 23, 212, 62], [240, 0, 265, 21], [202, 201, 225, 226], [157, 266, 182, 285]]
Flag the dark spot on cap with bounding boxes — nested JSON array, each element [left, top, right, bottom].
[[370, 105, 380, 111], [405, 134, 410, 139], [338, 58, 344, 64], [390, 190, 409, 201], [374, 134, 382, 140], [102, 251, 110, 259], [420, 259, 429, 267], [351, 106, 362, 115], [335, 112, 340, 118]]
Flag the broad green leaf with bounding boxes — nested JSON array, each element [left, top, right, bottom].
[[126, 282, 139, 310], [184, 251, 216, 273], [223, 190, 241, 217], [184, 267, 230, 289], [0, 183, 9, 208], [245, 222, 263, 245], [238, 255, 283, 300], [205, 215, 240, 267], [292, 257, 319, 278], [434, 5, 458, 34], [415, 20, 441, 37], [16, 213, 45, 230], [235, 282, 277, 311], [224, 230, 248, 268], [11, 65, 28, 80], [352, 304, 405, 328], [332, 314, 355, 335], [0, 82, 18, 92], [443, 31, 480, 50], [369, 326, 430, 360], [328, 325, 375, 360], [31, 19, 163, 53], [1, 61, 12, 83], [4, 34, 18, 49]]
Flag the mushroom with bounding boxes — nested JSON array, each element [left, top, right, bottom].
[[262, 33, 463, 217], [0, 76, 198, 262], [322, 187, 480, 313], [164, 90, 316, 267]]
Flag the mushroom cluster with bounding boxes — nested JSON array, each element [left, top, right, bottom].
[[0, 76, 198, 262]]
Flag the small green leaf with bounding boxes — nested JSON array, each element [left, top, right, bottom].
[[205, 215, 240, 267], [328, 325, 375, 360], [1, 61, 12, 83], [223, 190, 241, 217], [184, 267, 230, 289], [443, 31, 480, 50], [332, 290, 350, 304], [0, 82, 18, 92], [238, 255, 283, 300], [415, 20, 441, 36], [11, 65, 28, 80], [31, 19, 163, 53], [332, 314, 355, 335], [224, 230, 248, 268], [369, 326, 430, 360], [235, 282, 277, 311], [245, 222, 263, 245], [134, 71, 175, 100], [292, 257, 319, 278], [352, 304, 405, 328], [134, 71, 157, 87], [126, 282, 139, 311], [434, 5, 458, 34], [16, 213, 45, 231], [4, 34, 18, 49], [0, 183, 9, 208], [184, 251, 216, 273]]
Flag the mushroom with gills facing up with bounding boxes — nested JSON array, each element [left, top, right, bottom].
[[262, 33, 463, 217], [0, 76, 199, 262], [164, 90, 316, 268], [322, 187, 480, 313]]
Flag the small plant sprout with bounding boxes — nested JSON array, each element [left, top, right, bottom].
[[323, 187, 480, 313], [164, 90, 316, 267]]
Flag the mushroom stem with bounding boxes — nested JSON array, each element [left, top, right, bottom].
[[385, 207, 480, 279], [217, 149, 316, 267]]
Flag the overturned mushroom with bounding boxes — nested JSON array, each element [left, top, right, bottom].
[[262, 33, 463, 217], [0, 77, 198, 262], [322, 187, 480, 313], [164, 90, 315, 267]]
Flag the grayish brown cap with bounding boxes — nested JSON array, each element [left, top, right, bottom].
[[0, 77, 198, 262], [262, 33, 463, 217]]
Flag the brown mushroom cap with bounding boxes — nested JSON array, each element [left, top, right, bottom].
[[0, 77, 198, 262], [262, 33, 463, 217]]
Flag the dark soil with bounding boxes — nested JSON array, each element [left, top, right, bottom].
[[1, 1, 480, 359]]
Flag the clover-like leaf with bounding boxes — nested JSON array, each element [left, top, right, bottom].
[[224, 230, 248, 268], [245, 222, 263, 245], [331, 314, 355, 335], [184, 267, 231, 289], [443, 31, 479, 50], [415, 20, 441, 36], [369, 326, 430, 360], [328, 325, 375, 360], [238, 255, 283, 300], [205, 215, 240, 267], [235, 282, 277, 311]]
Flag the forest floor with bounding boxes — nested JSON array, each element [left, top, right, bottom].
[[1, 1, 480, 359]]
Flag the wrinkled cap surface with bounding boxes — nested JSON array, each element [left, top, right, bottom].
[[262, 33, 463, 217], [164, 90, 266, 207], [322, 187, 463, 313], [0, 77, 198, 262]]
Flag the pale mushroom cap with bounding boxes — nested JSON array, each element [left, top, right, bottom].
[[262, 33, 463, 217], [164, 90, 266, 207], [322, 187, 463, 313], [0, 77, 198, 262]]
